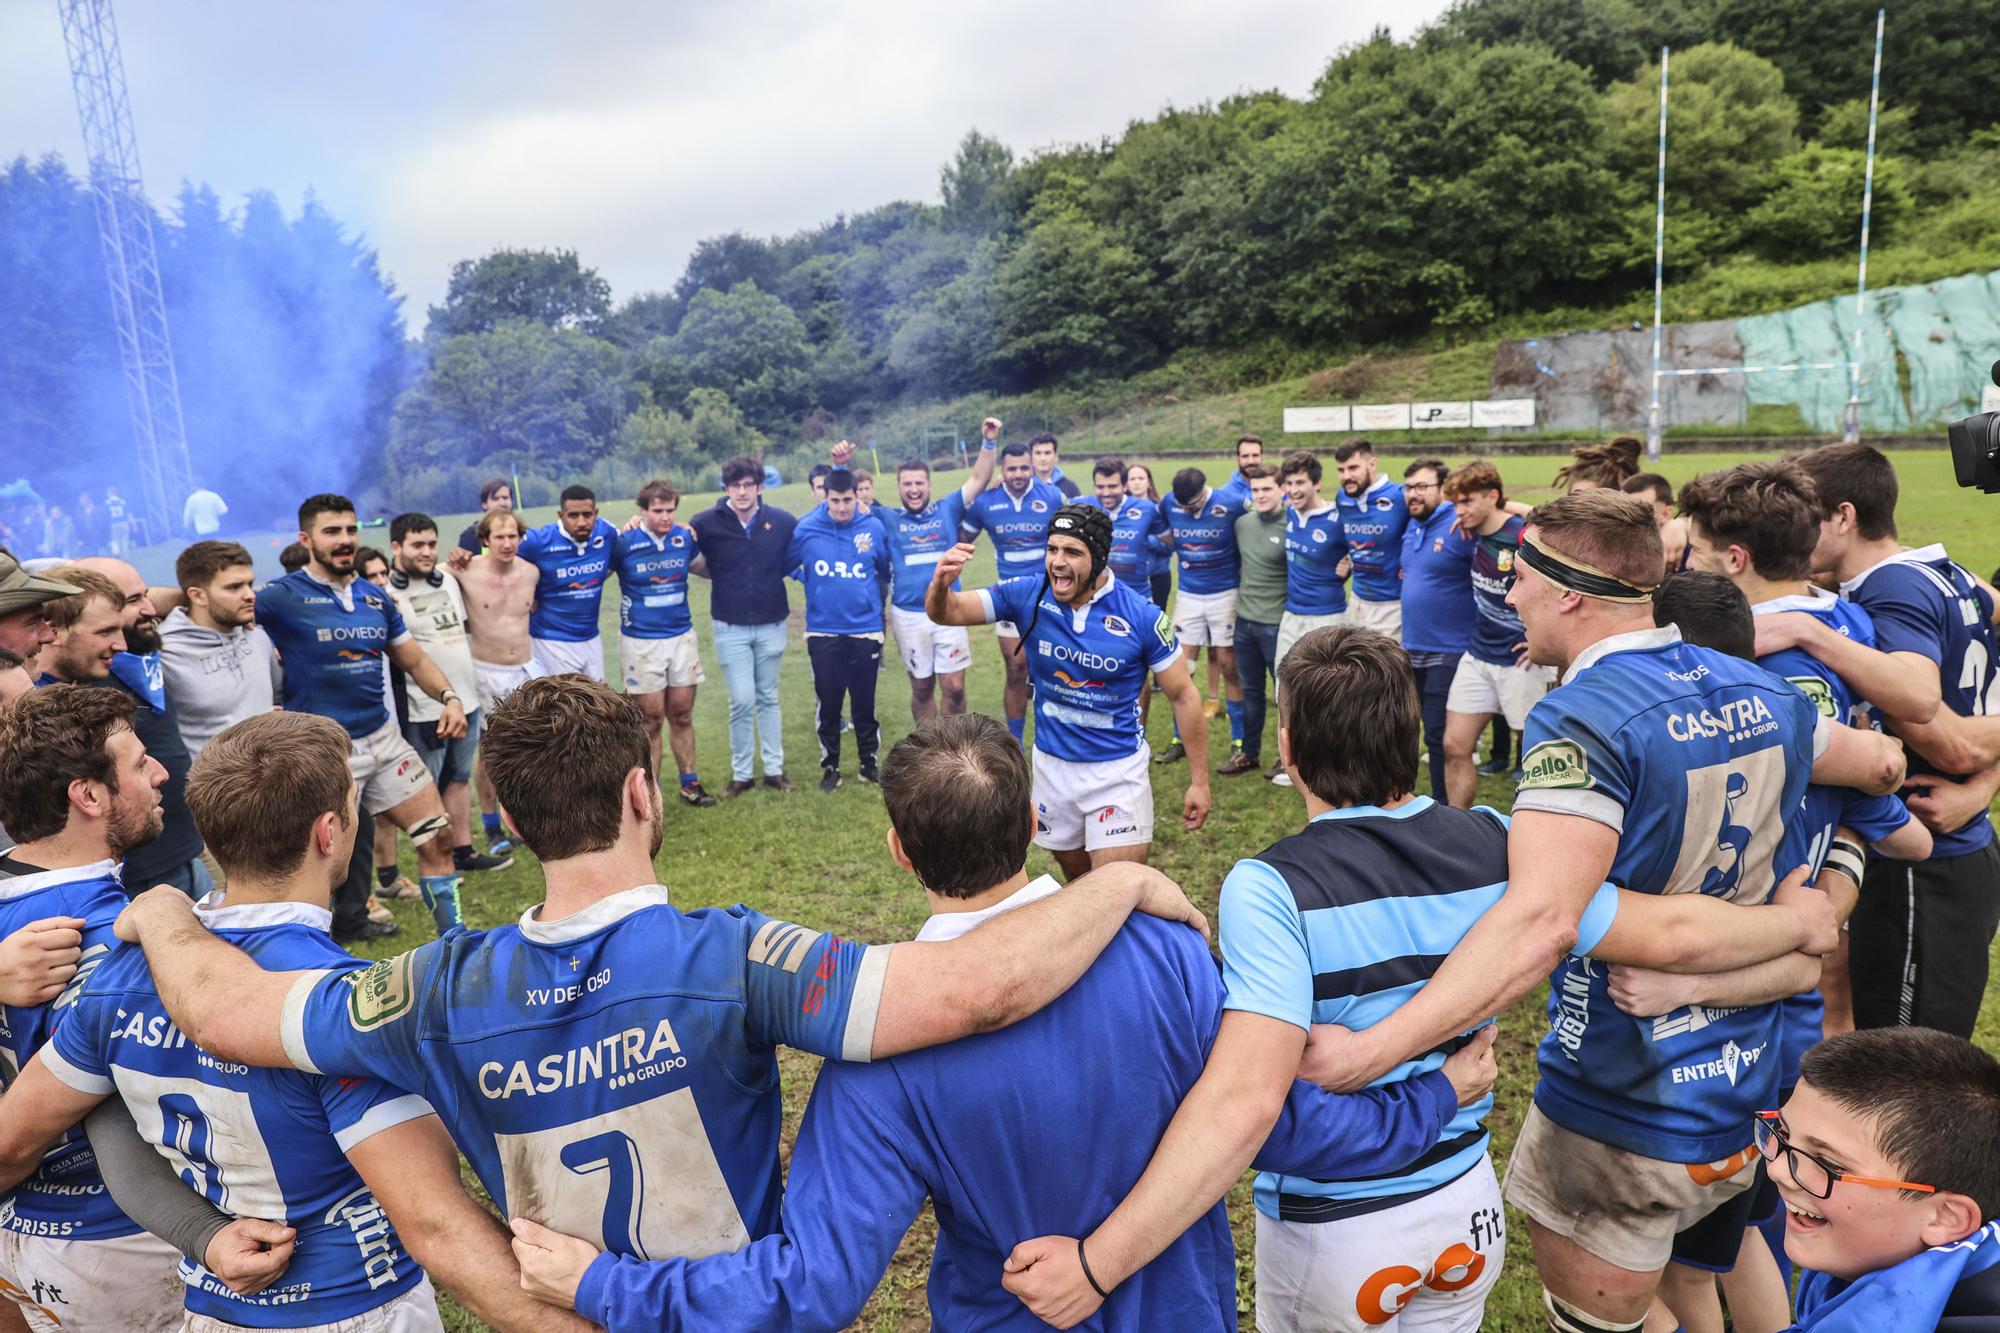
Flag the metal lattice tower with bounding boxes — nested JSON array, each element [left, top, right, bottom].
[[57, 0, 192, 540]]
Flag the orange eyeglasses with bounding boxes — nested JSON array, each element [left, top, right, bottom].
[[1754, 1110, 1937, 1200]]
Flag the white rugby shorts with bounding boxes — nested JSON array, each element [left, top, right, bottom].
[[889, 606, 972, 680], [529, 635, 606, 682], [0, 1226, 182, 1332], [1445, 654, 1555, 731], [620, 630, 704, 694], [1173, 588, 1238, 648], [1254, 1155, 1504, 1333], [350, 719, 434, 816], [471, 658, 544, 713], [1032, 747, 1153, 853], [1348, 596, 1404, 643], [181, 1277, 444, 1332]]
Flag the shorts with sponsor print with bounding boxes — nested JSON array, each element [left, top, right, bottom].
[[1502, 1102, 1757, 1273], [1032, 747, 1153, 853], [889, 606, 972, 680], [1445, 654, 1555, 731], [529, 634, 605, 682], [1173, 588, 1238, 649], [0, 1227, 182, 1333], [1348, 596, 1403, 643], [182, 1276, 445, 1333], [471, 658, 544, 713], [350, 719, 434, 817], [620, 630, 705, 694]]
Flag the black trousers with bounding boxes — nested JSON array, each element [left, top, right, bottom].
[[333, 803, 374, 936], [1412, 655, 1461, 800], [809, 635, 882, 773], [1850, 839, 2000, 1037]]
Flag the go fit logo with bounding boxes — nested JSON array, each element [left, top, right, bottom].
[[1352, 1209, 1500, 1325]]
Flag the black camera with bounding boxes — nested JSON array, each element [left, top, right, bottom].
[[1947, 360, 2000, 493]]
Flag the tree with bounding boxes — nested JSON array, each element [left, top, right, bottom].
[[614, 401, 701, 478], [1745, 145, 1909, 258], [682, 387, 769, 463], [1817, 98, 1914, 157], [426, 248, 612, 338], [940, 130, 1016, 235], [994, 209, 1163, 382], [667, 282, 814, 434], [1418, 0, 1654, 86]]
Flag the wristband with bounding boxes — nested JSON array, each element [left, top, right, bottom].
[[1824, 838, 1865, 887], [981, 439, 996, 450], [1078, 1238, 1111, 1300]]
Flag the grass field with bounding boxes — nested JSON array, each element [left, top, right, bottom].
[[263, 447, 2000, 1332]]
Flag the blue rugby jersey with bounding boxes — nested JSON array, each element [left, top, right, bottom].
[[1399, 503, 1477, 655], [43, 901, 431, 1327], [1336, 477, 1408, 604], [962, 479, 1066, 577], [877, 491, 969, 613], [1221, 799, 1622, 1222], [1841, 544, 2000, 857], [1092, 494, 1171, 585], [1467, 515, 1529, 666], [785, 508, 890, 636], [612, 524, 702, 640], [1512, 625, 1824, 1162], [277, 887, 889, 1260], [979, 574, 1180, 763], [1283, 504, 1349, 616], [0, 859, 136, 1242], [256, 569, 411, 739], [519, 518, 619, 643], [1162, 489, 1244, 596], [570, 908, 1459, 1331]]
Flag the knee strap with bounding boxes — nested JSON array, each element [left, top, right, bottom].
[[406, 813, 450, 847], [1544, 1289, 1646, 1333]]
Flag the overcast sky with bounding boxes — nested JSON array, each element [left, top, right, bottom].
[[2, 0, 1450, 324]]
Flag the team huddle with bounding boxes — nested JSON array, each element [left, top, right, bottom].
[[0, 432, 1998, 1333]]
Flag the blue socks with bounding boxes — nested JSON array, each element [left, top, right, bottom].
[[481, 811, 500, 835], [419, 875, 462, 936], [679, 772, 700, 789], [1007, 715, 1025, 745], [1225, 699, 1245, 746]]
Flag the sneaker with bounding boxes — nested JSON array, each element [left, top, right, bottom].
[[841, 716, 854, 733], [678, 781, 718, 807], [1477, 753, 1513, 776], [1218, 750, 1261, 777], [455, 849, 514, 873], [763, 774, 798, 793], [1270, 770, 1294, 787], [485, 836, 516, 857], [818, 769, 843, 793], [380, 874, 422, 901], [1153, 741, 1186, 765], [366, 894, 395, 925], [721, 779, 756, 799], [1202, 697, 1221, 720], [856, 766, 879, 785], [334, 919, 401, 945]]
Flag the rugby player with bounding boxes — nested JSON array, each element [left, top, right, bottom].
[[1228, 465, 1286, 777], [451, 506, 539, 855], [1211, 434, 1266, 511], [107, 673, 1212, 1293], [1400, 459, 1476, 799], [1155, 468, 1246, 767], [612, 481, 713, 805], [1440, 461, 1555, 808], [1621, 473, 1688, 579], [962, 442, 1067, 745], [0, 712, 589, 1333], [508, 712, 1493, 1329], [0, 553, 77, 677], [1789, 443, 2000, 1039], [455, 476, 513, 556], [927, 504, 1210, 879], [861, 421, 998, 724], [1091, 458, 1173, 744], [1333, 439, 1409, 641], [1276, 451, 1348, 671], [1028, 433, 1081, 499], [1290, 490, 1909, 1333], [785, 468, 891, 789], [257, 494, 469, 938], [156, 541, 279, 760], [516, 486, 618, 681]]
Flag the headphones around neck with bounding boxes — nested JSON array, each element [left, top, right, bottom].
[[389, 566, 444, 590]]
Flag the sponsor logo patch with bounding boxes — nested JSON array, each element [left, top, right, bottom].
[[1787, 674, 1838, 718], [1518, 739, 1592, 790], [345, 952, 416, 1031]]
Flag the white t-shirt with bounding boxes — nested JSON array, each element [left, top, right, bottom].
[[388, 574, 479, 723], [182, 488, 228, 535]]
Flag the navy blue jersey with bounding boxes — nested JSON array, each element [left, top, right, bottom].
[[1212, 470, 1255, 514], [1842, 545, 2000, 856], [877, 491, 969, 613], [1467, 515, 1529, 666], [612, 524, 701, 640], [962, 480, 1066, 579], [1092, 495, 1170, 585], [1399, 503, 1477, 655], [1162, 489, 1243, 595], [0, 860, 134, 1241], [785, 509, 890, 636], [1514, 626, 1823, 1162], [519, 518, 619, 643], [278, 888, 889, 1260], [256, 569, 411, 739], [45, 901, 430, 1326], [1284, 504, 1349, 616], [980, 574, 1180, 763], [1337, 478, 1408, 603]]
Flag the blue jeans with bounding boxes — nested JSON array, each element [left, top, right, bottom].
[[1234, 618, 1280, 760], [406, 708, 483, 787], [714, 620, 787, 781], [1410, 653, 1461, 800]]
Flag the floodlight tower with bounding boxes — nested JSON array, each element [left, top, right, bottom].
[[56, 0, 193, 541]]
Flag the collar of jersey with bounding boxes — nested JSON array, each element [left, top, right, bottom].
[[518, 884, 671, 943], [0, 857, 119, 900], [1178, 488, 1213, 514], [915, 874, 1063, 943], [1840, 543, 1949, 597], [1352, 475, 1394, 502], [634, 525, 675, 549], [1751, 588, 1839, 616], [1308, 795, 1435, 823], [300, 566, 358, 611], [194, 893, 333, 933], [1053, 572, 1121, 619], [1565, 623, 1682, 682], [1290, 501, 1336, 521]]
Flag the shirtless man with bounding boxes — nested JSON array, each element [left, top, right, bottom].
[[449, 507, 540, 854]]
